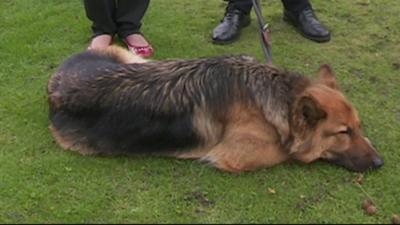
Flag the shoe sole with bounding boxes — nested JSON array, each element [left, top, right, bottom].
[[211, 35, 240, 45]]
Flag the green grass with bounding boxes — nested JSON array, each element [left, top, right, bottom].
[[1, 0, 399, 223]]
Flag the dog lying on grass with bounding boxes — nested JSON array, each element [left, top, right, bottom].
[[47, 46, 383, 172]]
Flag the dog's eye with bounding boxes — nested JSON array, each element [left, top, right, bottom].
[[338, 127, 352, 135]]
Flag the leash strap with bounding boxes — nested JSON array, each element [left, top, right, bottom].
[[252, 0, 272, 63]]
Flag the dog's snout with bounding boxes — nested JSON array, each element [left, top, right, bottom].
[[372, 157, 384, 168]]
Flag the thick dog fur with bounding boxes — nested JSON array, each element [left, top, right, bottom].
[[48, 46, 383, 172]]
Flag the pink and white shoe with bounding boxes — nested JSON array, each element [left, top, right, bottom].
[[124, 34, 154, 58]]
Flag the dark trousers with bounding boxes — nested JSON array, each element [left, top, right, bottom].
[[84, 0, 150, 38], [229, 0, 311, 15]]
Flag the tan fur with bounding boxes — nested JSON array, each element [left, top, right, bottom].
[[175, 103, 290, 172], [172, 146, 213, 159], [172, 107, 223, 159], [192, 107, 224, 148], [202, 103, 289, 172], [95, 45, 149, 64], [49, 125, 97, 155]]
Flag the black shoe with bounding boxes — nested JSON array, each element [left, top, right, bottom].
[[283, 8, 331, 43], [212, 8, 251, 44]]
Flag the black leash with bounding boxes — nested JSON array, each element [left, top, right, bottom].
[[252, 0, 273, 64]]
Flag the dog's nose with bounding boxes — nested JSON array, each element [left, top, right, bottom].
[[372, 157, 384, 168]]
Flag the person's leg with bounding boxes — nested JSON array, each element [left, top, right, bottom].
[[115, 0, 149, 39], [84, 0, 116, 49], [230, 0, 253, 15], [211, 0, 253, 44], [281, 0, 330, 42], [115, 0, 153, 57], [281, 0, 311, 14]]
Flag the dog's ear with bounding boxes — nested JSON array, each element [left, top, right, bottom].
[[290, 95, 327, 154], [295, 95, 327, 129], [317, 64, 339, 90]]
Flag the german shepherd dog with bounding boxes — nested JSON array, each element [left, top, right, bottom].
[[47, 46, 383, 173]]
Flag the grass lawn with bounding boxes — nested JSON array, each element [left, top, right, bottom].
[[1, 0, 399, 223]]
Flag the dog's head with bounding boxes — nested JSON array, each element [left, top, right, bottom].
[[289, 65, 383, 172]]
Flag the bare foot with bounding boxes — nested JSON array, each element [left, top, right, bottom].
[[125, 34, 150, 47], [88, 34, 113, 50]]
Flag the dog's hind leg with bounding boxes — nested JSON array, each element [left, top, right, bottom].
[[201, 133, 289, 173], [49, 124, 98, 155], [200, 104, 290, 173]]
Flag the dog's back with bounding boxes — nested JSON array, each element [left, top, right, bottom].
[[48, 47, 209, 155]]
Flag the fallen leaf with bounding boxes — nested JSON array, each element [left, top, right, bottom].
[[267, 188, 276, 194], [354, 173, 364, 184], [392, 214, 400, 224]]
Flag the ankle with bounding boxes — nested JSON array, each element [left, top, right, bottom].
[[88, 34, 113, 50]]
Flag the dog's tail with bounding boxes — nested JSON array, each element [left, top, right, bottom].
[[92, 45, 149, 64]]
